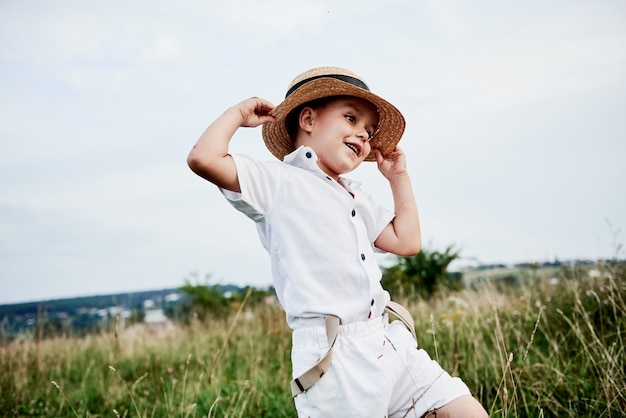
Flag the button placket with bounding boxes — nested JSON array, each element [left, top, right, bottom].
[[346, 190, 376, 319], [349, 206, 366, 263]]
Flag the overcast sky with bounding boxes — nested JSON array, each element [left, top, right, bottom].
[[1, 0, 625, 305]]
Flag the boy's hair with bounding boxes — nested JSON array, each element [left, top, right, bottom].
[[285, 96, 336, 142]]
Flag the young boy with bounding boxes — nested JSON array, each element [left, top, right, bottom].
[[188, 67, 488, 417]]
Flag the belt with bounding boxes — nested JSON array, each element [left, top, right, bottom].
[[290, 301, 416, 397]]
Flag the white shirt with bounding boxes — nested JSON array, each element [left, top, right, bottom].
[[221, 146, 394, 329]]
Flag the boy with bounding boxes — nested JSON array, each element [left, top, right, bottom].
[[188, 67, 488, 417]]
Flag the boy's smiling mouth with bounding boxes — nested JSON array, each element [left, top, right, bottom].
[[344, 142, 362, 157]]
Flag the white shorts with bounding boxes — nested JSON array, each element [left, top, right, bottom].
[[291, 315, 471, 417]]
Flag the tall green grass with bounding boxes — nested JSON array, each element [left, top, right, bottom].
[[1, 261, 624, 417]]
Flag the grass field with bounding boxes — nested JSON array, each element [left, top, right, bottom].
[[1, 261, 624, 417]]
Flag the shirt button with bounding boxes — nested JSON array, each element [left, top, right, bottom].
[[305, 151, 312, 158], [351, 209, 356, 217], [361, 253, 366, 261], [371, 298, 375, 306]]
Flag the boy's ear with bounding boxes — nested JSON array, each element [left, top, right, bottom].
[[299, 107, 315, 133]]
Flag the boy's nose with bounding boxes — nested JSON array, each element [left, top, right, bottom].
[[356, 127, 370, 142]]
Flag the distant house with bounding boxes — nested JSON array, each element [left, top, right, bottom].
[[144, 308, 170, 325], [164, 293, 180, 303]]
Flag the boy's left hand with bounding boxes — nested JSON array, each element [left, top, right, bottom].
[[374, 146, 408, 180]]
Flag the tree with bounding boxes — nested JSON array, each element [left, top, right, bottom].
[[381, 246, 462, 299], [179, 274, 229, 321]]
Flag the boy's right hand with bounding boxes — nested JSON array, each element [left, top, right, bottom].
[[228, 97, 276, 128]]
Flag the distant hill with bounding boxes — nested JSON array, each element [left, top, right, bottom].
[[1, 288, 182, 316], [0, 284, 246, 340], [0, 284, 245, 315]]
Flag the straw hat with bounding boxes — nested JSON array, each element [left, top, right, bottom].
[[262, 66, 405, 162]]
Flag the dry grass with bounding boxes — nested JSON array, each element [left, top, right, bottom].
[[1, 261, 624, 417]]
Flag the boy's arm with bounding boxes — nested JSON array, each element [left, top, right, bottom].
[[187, 97, 275, 192], [373, 147, 422, 256]]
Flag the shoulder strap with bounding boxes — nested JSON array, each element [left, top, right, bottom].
[[385, 301, 417, 342], [290, 314, 340, 397]]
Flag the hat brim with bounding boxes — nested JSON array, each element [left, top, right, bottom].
[[262, 77, 405, 162]]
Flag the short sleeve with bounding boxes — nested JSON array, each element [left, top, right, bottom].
[[220, 154, 282, 222]]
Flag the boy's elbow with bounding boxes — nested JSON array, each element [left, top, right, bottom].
[[187, 152, 198, 172], [186, 151, 239, 191], [400, 245, 421, 257], [187, 150, 207, 175], [400, 238, 421, 257]]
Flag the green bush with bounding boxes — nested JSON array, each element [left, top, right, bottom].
[[382, 246, 463, 298]]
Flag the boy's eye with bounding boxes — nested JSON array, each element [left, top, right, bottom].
[[345, 115, 356, 123]]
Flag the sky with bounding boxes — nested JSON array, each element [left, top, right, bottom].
[[1, 0, 625, 305]]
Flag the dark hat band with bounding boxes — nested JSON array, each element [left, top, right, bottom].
[[285, 74, 370, 98]]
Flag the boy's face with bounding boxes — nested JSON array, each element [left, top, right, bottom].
[[300, 97, 378, 180]]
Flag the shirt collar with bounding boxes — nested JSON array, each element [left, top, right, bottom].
[[283, 145, 320, 170], [283, 146, 362, 192]]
